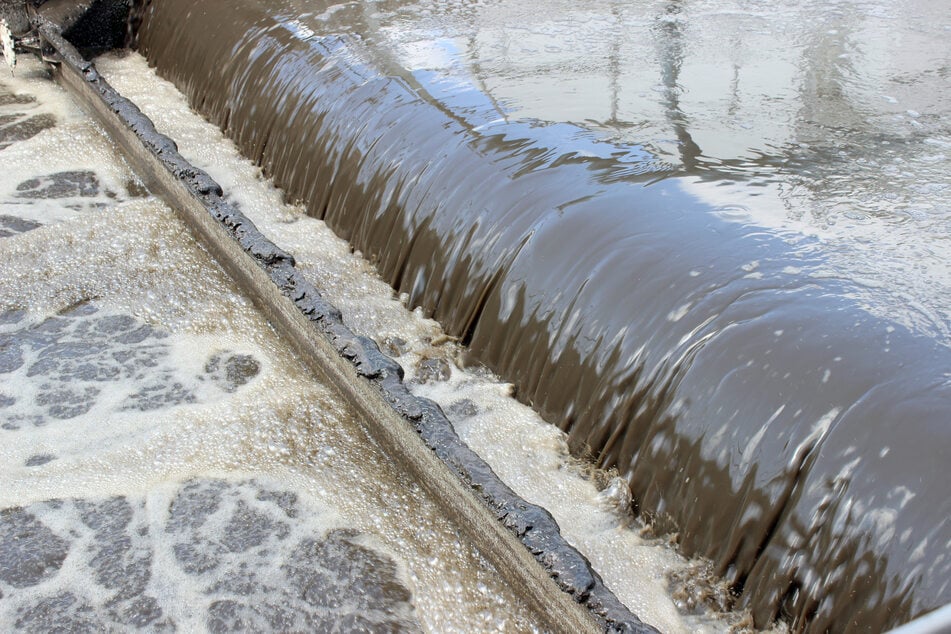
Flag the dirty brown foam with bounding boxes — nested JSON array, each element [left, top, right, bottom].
[[135, 1, 950, 631]]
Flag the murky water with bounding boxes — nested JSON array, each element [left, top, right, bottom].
[[95, 50, 736, 633], [0, 56, 549, 633], [133, 1, 951, 631], [359, 0, 951, 339]]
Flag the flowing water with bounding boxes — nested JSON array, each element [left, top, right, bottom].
[[359, 0, 951, 338], [0, 47, 753, 633], [131, 0, 951, 631], [0, 55, 550, 633], [94, 50, 739, 633]]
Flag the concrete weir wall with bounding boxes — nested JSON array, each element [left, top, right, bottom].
[[22, 4, 664, 633], [130, 1, 951, 631], [21, 0, 948, 630]]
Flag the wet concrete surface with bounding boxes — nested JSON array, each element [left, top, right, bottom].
[[134, 1, 951, 630]]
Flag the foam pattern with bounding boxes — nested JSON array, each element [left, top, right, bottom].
[[0, 477, 420, 632], [0, 52, 542, 634]]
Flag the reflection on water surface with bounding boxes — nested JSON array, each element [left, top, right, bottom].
[[338, 0, 951, 337]]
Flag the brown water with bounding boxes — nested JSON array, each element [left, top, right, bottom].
[[135, 1, 951, 630], [0, 55, 545, 633]]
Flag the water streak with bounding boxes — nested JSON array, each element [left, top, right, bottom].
[[133, 1, 951, 630], [0, 56, 543, 633]]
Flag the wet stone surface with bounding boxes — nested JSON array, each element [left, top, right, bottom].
[[0, 479, 421, 632], [0, 302, 261, 430]]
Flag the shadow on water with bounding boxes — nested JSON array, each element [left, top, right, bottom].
[[134, 0, 951, 629]]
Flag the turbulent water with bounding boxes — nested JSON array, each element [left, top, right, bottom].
[[132, 0, 950, 631], [0, 46, 765, 633], [0, 56, 554, 633], [95, 50, 737, 633]]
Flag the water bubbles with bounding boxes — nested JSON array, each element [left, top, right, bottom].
[[597, 476, 634, 515], [88, 49, 747, 633], [1, 54, 549, 634]]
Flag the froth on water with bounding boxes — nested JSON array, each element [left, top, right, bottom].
[[95, 49, 746, 633], [129, 1, 951, 630], [0, 57, 543, 633], [1, 477, 420, 632]]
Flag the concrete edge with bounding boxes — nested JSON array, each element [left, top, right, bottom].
[[32, 15, 659, 634]]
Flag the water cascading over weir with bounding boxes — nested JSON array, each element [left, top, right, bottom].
[[23, 0, 949, 630]]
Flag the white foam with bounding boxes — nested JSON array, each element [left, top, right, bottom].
[[94, 51, 752, 632], [1, 19, 15, 72], [1, 58, 545, 633], [1, 57, 136, 226]]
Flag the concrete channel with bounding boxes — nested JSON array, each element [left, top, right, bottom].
[[0, 2, 655, 632], [3, 1, 950, 632]]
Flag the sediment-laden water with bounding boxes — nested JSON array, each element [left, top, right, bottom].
[[1, 45, 765, 632], [133, 1, 951, 631], [0, 56, 553, 633], [95, 50, 737, 633], [359, 0, 951, 339]]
